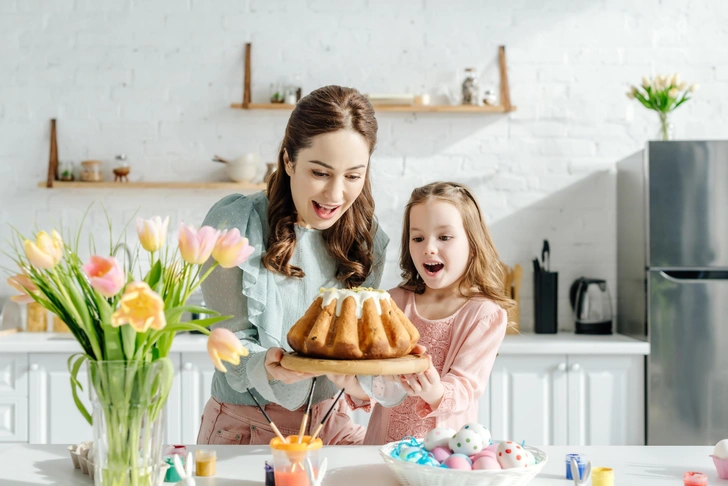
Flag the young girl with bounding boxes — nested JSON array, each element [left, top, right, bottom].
[[362, 181, 513, 444]]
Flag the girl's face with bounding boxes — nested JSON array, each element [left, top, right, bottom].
[[409, 199, 471, 293], [285, 130, 370, 230]]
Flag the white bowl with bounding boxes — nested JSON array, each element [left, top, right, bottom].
[[379, 441, 548, 486]]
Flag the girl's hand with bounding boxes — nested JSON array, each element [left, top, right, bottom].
[[399, 360, 444, 408], [264, 347, 318, 384], [325, 374, 369, 401]]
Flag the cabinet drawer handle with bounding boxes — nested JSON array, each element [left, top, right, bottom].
[[30, 363, 39, 371], [556, 362, 566, 372], [570, 363, 581, 372], [183, 362, 192, 371]]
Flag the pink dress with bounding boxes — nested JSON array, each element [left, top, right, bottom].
[[362, 286, 508, 445]]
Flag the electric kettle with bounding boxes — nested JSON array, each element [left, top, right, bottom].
[[569, 277, 613, 334]]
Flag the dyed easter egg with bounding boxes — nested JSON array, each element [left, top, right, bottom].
[[470, 449, 496, 462], [424, 427, 455, 451], [485, 443, 499, 454], [473, 455, 501, 470], [460, 423, 492, 446], [443, 453, 472, 470], [431, 446, 451, 463], [449, 429, 484, 455], [496, 441, 529, 469]]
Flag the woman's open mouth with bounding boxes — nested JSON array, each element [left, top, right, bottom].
[[313, 201, 341, 220], [423, 262, 444, 276]]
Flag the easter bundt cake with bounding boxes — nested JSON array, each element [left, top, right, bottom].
[[287, 287, 420, 360]]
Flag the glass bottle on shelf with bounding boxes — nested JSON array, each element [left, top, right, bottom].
[[461, 68, 480, 106]]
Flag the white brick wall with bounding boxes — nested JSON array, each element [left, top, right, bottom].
[[2, 0, 727, 331]]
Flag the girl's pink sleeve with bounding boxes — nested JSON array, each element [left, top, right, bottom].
[[415, 307, 507, 419]]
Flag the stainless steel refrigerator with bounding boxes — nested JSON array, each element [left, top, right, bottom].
[[617, 141, 728, 445]]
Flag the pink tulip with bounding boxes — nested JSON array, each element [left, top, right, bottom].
[[23, 230, 64, 269], [207, 327, 248, 372], [7, 273, 39, 304], [136, 216, 169, 253], [211, 228, 254, 268], [83, 256, 125, 298], [178, 223, 219, 265]]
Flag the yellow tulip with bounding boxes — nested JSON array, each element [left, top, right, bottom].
[[136, 216, 169, 252], [207, 327, 249, 372], [23, 230, 63, 269], [110, 281, 166, 332]]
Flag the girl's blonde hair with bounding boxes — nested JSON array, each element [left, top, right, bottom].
[[399, 182, 515, 310]]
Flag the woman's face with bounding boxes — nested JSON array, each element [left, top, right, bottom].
[[285, 129, 370, 230]]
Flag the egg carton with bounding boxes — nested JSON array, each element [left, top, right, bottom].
[[67, 442, 169, 483], [380, 441, 548, 486]]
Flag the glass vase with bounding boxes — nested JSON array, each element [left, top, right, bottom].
[[88, 358, 174, 486], [658, 112, 674, 141]]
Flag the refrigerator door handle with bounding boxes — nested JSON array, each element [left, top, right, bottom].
[[659, 270, 728, 283]]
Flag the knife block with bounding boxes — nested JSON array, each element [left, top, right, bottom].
[[534, 270, 558, 333]]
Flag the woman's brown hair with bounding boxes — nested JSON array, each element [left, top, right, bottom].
[[263, 85, 379, 288], [399, 182, 515, 310]]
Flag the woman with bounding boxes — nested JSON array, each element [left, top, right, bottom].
[[197, 85, 402, 445]]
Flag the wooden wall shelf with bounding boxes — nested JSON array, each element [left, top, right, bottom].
[[231, 103, 513, 113], [233, 43, 515, 113], [38, 181, 266, 190]]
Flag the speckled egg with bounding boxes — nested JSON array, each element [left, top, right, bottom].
[[460, 423, 492, 446], [496, 441, 529, 469], [473, 455, 501, 470], [431, 446, 452, 463], [449, 429, 484, 455], [424, 427, 455, 451], [443, 453, 472, 470]]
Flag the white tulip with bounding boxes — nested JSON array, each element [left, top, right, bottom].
[[669, 87, 679, 98], [626, 90, 635, 99], [689, 84, 700, 92], [642, 76, 651, 88], [671, 73, 680, 87], [678, 82, 688, 90]]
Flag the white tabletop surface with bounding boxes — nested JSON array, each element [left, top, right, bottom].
[[0, 443, 717, 485], [0, 331, 649, 355]]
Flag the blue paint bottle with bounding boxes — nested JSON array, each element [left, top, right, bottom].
[[565, 453, 588, 480]]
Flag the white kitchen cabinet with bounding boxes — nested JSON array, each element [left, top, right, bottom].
[[566, 355, 644, 446], [180, 353, 215, 444], [27, 353, 182, 445], [0, 397, 28, 442], [489, 354, 644, 446]]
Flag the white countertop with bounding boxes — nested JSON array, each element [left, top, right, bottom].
[[0, 443, 716, 485], [0, 331, 649, 355]]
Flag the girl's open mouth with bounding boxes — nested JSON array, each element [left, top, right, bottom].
[[423, 262, 444, 276], [313, 201, 341, 219]]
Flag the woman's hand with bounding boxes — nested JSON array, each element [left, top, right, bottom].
[[325, 374, 369, 401], [264, 347, 317, 384], [399, 359, 444, 408]]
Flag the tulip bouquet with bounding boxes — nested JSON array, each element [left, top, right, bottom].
[[626, 73, 698, 140], [5, 212, 252, 486]]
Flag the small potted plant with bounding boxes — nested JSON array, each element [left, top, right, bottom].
[[627, 73, 698, 141]]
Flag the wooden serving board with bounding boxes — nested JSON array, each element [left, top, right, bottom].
[[280, 353, 429, 376]]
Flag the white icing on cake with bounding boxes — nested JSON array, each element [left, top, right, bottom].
[[318, 287, 391, 319]]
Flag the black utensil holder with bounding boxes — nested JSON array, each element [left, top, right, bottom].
[[534, 271, 558, 334]]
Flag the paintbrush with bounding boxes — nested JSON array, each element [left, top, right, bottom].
[[309, 388, 346, 442], [297, 377, 317, 443], [246, 388, 287, 442]]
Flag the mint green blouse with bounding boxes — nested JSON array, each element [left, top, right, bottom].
[[200, 192, 402, 411]]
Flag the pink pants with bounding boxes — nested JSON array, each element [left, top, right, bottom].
[[197, 397, 366, 446]]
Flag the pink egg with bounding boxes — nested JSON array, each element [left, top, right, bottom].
[[470, 450, 497, 462], [473, 456, 502, 470], [431, 446, 451, 463], [443, 453, 472, 470], [485, 443, 499, 454]]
